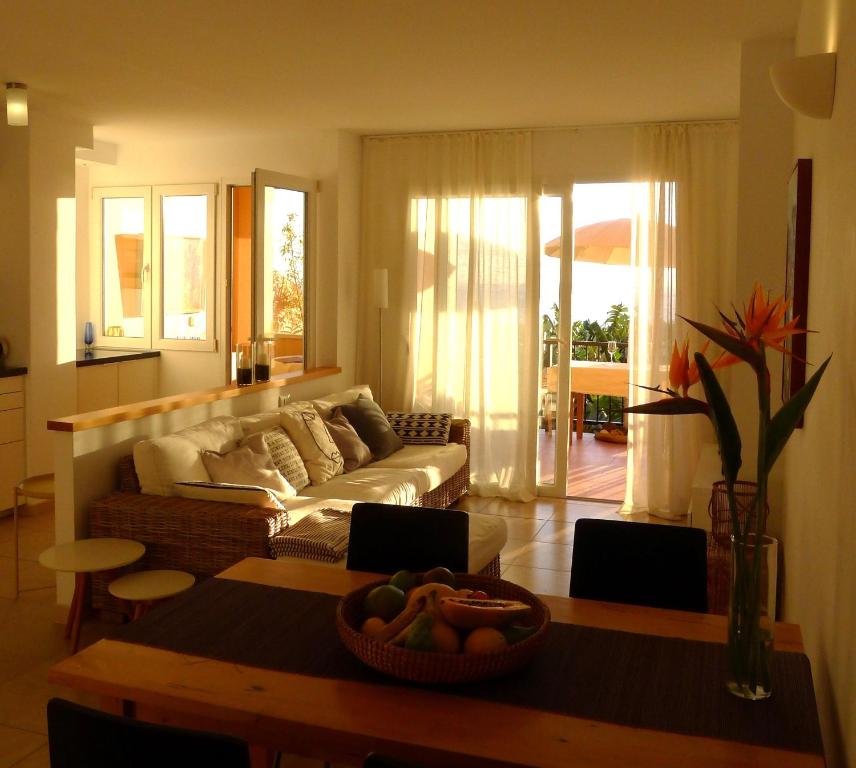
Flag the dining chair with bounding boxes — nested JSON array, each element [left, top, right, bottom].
[[47, 698, 251, 768], [569, 518, 708, 613], [346, 502, 469, 573]]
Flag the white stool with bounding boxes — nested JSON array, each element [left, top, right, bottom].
[[109, 569, 196, 620]]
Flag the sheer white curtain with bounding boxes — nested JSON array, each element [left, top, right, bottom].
[[359, 131, 537, 500], [623, 123, 738, 518]]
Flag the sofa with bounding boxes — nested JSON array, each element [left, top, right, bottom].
[[88, 385, 507, 613]]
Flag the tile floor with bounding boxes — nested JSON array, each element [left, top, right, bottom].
[[0, 495, 673, 766]]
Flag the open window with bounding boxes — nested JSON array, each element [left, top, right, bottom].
[[93, 184, 217, 351], [229, 171, 317, 382]]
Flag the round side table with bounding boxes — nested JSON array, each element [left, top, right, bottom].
[[39, 538, 145, 652], [109, 570, 195, 620]]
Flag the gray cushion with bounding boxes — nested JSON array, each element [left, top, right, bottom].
[[338, 396, 403, 461], [326, 411, 373, 473]]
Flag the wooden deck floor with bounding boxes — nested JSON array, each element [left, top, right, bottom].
[[538, 431, 627, 502]]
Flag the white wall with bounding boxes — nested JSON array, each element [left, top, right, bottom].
[[730, 38, 795, 535], [85, 129, 361, 397], [26, 105, 92, 474], [0, 121, 30, 370], [781, 2, 856, 765]]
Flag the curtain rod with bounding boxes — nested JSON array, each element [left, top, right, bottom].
[[363, 117, 738, 141]]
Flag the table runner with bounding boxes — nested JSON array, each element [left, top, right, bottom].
[[118, 577, 823, 755]]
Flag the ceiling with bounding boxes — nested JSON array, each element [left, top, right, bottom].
[[1, 0, 800, 143]]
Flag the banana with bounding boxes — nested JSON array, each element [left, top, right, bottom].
[[374, 596, 426, 644]]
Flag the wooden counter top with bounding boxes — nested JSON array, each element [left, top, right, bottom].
[[47, 366, 341, 433]]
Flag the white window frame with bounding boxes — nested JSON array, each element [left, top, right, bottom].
[[92, 186, 152, 350], [151, 184, 217, 352], [92, 184, 217, 352], [252, 169, 317, 368]]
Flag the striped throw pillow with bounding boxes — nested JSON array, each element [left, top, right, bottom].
[[264, 428, 311, 491], [386, 412, 452, 445]]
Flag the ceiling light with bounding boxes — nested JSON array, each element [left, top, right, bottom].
[[6, 83, 28, 127], [769, 53, 837, 119]]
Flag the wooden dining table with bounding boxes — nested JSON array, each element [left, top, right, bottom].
[[48, 558, 822, 768]]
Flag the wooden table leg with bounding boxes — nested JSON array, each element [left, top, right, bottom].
[[69, 572, 88, 653]]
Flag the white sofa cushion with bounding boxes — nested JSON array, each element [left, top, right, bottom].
[[368, 443, 467, 493], [310, 385, 373, 420], [174, 481, 285, 509], [133, 415, 243, 496], [298, 467, 426, 506], [238, 411, 282, 436]]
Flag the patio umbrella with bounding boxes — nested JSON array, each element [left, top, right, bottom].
[[544, 218, 631, 265]]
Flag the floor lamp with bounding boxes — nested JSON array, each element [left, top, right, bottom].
[[373, 268, 388, 405]]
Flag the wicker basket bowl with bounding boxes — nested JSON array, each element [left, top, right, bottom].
[[336, 574, 551, 684]]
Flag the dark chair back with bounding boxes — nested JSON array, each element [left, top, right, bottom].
[[346, 502, 468, 574], [47, 698, 251, 768], [569, 519, 707, 613]]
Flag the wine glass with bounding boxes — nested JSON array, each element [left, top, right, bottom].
[[607, 340, 618, 362]]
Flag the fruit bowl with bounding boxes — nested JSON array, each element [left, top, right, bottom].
[[336, 574, 551, 684]]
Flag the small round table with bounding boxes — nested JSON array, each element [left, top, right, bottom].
[[39, 538, 145, 652], [109, 569, 195, 620]]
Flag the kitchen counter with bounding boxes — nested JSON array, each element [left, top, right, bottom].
[[76, 349, 161, 368], [0, 366, 27, 378]]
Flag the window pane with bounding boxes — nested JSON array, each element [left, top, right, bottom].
[[263, 186, 305, 372], [103, 197, 145, 338], [161, 194, 208, 341]]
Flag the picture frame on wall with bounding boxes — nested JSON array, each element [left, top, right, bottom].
[[782, 158, 812, 409]]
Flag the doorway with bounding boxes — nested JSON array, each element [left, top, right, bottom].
[[536, 183, 637, 502]]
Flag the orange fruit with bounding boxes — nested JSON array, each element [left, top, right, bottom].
[[430, 619, 462, 653], [361, 617, 387, 638], [464, 627, 507, 654]]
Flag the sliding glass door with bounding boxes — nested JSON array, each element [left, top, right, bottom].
[[536, 192, 573, 497]]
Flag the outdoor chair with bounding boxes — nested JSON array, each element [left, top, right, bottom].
[[346, 502, 469, 574], [569, 518, 708, 613], [47, 698, 251, 768]]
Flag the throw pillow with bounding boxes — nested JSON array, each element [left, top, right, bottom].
[[326, 411, 373, 473], [279, 402, 345, 485], [386, 412, 453, 445], [201, 445, 295, 498], [243, 428, 310, 492], [173, 481, 285, 510], [339, 395, 403, 461]]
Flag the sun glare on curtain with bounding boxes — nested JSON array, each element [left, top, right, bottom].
[[408, 193, 531, 498]]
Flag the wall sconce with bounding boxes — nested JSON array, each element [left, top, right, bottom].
[[5, 83, 28, 127], [769, 52, 837, 119]]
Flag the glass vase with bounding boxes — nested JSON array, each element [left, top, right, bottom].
[[236, 341, 253, 387], [254, 337, 273, 383], [727, 534, 777, 700]]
